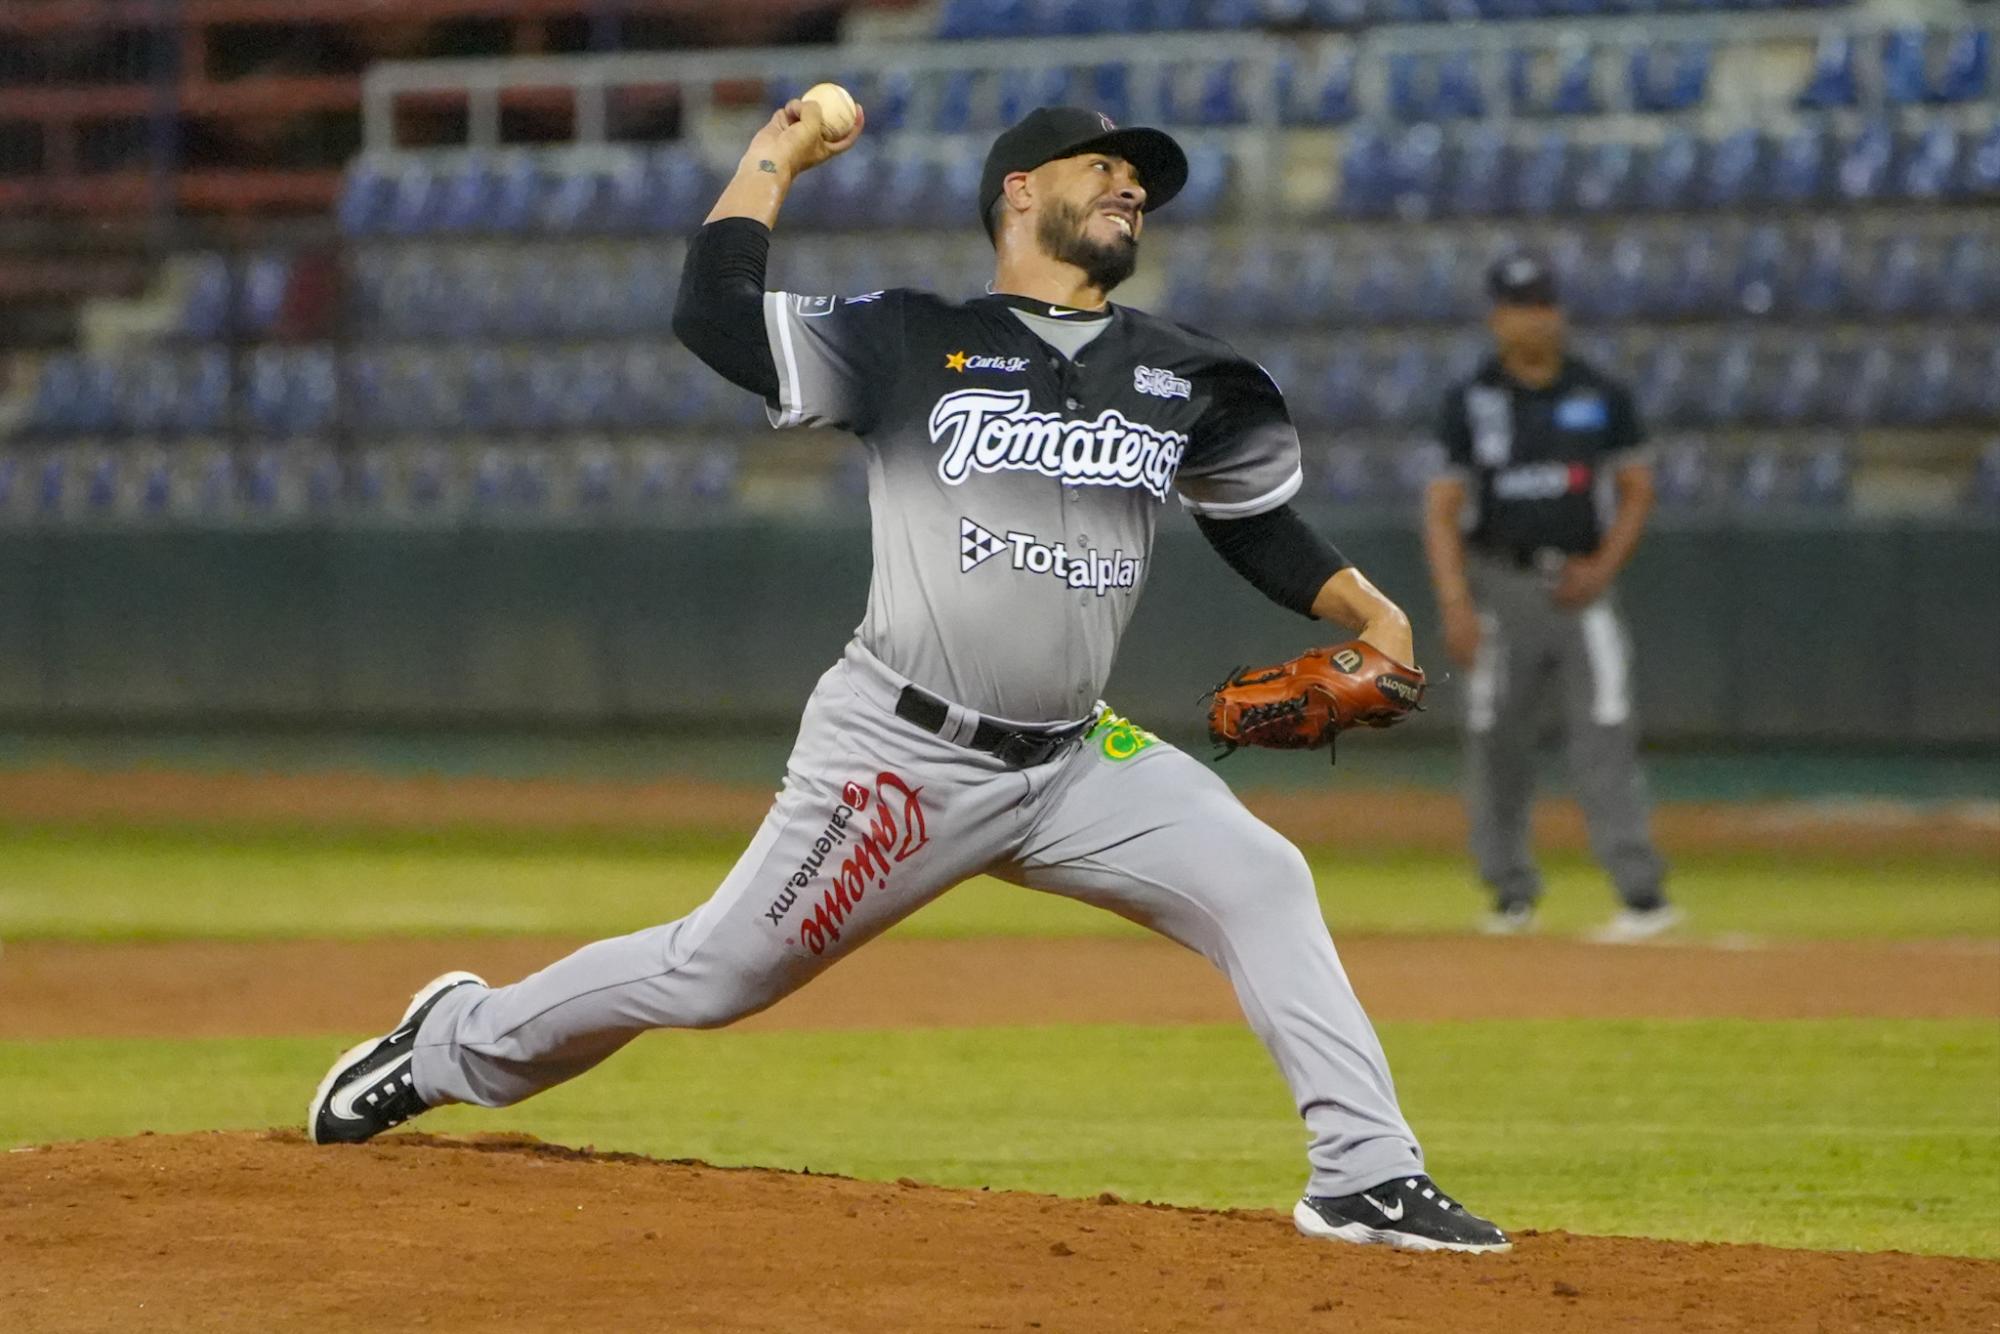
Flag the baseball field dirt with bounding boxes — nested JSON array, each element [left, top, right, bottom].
[[5, 1131, 1998, 1333]]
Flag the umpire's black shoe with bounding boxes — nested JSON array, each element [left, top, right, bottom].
[[308, 971, 485, 1145], [1294, 1175, 1512, 1253]]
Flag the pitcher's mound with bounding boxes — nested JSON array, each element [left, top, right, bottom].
[[4, 1132, 1994, 1332]]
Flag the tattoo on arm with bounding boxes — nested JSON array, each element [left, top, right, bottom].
[[757, 160, 778, 174]]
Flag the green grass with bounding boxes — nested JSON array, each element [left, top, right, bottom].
[[2, 823, 1994, 942], [2, 1019, 1993, 1258]]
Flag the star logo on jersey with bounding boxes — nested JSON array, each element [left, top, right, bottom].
[[945, 350, 1030, 374], [960, 517, 1006, 571]]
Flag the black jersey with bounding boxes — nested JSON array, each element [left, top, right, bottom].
[[1436, 356, 1647, 557]]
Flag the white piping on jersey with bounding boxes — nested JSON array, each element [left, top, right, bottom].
[[1178, 464, 1303, 518], [1467, 612, 1503, 735], [764, 291, 807, 428], [1579, 602, 1631, 727]]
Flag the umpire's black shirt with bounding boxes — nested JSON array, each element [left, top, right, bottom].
[[1436, 356, 1647, 558]]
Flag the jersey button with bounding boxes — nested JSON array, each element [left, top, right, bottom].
[[1064, 397, 1080, 410]]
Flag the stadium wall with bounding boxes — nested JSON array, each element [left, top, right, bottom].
[[0, 515, 1992, 744]]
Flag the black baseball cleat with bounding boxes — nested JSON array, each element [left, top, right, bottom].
[[308, 970, 485, 1145], [1294, 1174, 1512, 1253]]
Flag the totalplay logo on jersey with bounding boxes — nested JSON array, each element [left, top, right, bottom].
[[960, 517, 1140, 596], [929, 388, 1187, 501]]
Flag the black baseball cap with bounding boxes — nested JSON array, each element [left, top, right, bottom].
[[979, 106, 1189, 237], [1486, 253, 1560, 306]]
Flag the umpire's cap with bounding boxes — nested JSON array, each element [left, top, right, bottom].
[[979, 107, 1189, 237], [1486, 253, 1561, 306]]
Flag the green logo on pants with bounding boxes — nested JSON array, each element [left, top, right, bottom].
[[1090, 711, 1158, 762]]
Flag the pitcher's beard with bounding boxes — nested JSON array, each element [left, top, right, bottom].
[[1037, 198, 1138, 293]]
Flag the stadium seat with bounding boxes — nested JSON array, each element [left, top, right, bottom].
[[1897, 122, 1963, 201], [178, 255, 231, 340], [1833, 341, 1898, 426], [1933, 28, 1990, 103], [1834, 120, 1895, 203], [1663, 230, 1730, 319], [1549, 41, 1601, 116], [1651, 440, 1709, 508], [1795, 30, 1859, 109], [1569, 141, 1636, 213], [1768, 124, 1831, 205], [1730, 224, 1789, 317], [1387, 53, 1435, 121], [1963, 121, 2000, 196], [1967, 440, 2000, 512], [1446, 124, 1509, 216], [1794, 440, 1851, 509], [1387, 125, 1447, 219], [1630, 43, 1710, 113], [1512, 131, 1571, 215], [931, 69, 979, 133], [1937, 232, 1997, 318], [1592, 231, 1649, 320], [1767, 340, 1830, 427], [1699, 128, 1763, 208], [1434, 52, 1487, 120], [1791, 223, 1849, 317], [1879, 28, 1930, 106], [1639, 129, 1700, 212], [337, 161, 397, 235], [1859, 235, 1931, 318], [1336, 127, 1395, 217]]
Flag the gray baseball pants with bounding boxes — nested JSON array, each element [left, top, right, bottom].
[[411, 639, 1425, 1198], [1463, 555, 1666, 910]]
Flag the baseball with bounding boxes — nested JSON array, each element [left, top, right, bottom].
[[800, 82, 858, 140]]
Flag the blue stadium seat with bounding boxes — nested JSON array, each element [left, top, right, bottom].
[[1193, 61, 1251, 125], [1630, 43, 1709, 113], [1795, 29, 1858, 108], [1387, 54, 1435, 121], [237, 253, 293, 336], [1446, 124, 1509, 216], [1174, 143, 1232, 218], [1933, 28, 1990, 102], [1963, 121, 2000, 196], [1371, 345, 1433, 429], [1308, 445, 1381, 506], [27, 357, 114, 438], [1298, 55, 1357, 125], [1639, 129, 1700, 212], [383, 163, 448, 236], [1550, 42, 1601, 116], [1791, 223, 1849, 317], [1434, 52, 1486, 120], [1351, 251, 1414, 325], [1834, 120, 1895, 203], [1409, 245, 1465, 322], [1858, 235, 1931, 318], [1794, 441, 1851, 509], [1336, 126, 1395, 217], [1086, 63, 1134, 125], [1652, 441, 1709, 509], [1387, 125, 1447, 219], [1730, 224, 1789, 317], [1767, 340, 1829, 427], [1663, 230, 1730, 319], [1833, 341, 1897, 426], [1512, 131, 1571, 215], [1317, 351, 1374, 428], [1732, 447, 1788, 510], [179, 255, 231, 339], [118, 353, 181, 438], [1768, 125, 1831, 205], [1937, 232, 1997, 318], [1895, 338, 1958, 427], [1701, 337, 1755, 426], [337, 161, 397, 235], [1699, 128, 1763, 208], [1593, 231, 1649, 320], [1880, 28, 1931, 106], [1634, 341, 1692, 428], [1897, 122, 1962, 201], [931, 69, 979, 134], [1569, 141, 1636, 213]]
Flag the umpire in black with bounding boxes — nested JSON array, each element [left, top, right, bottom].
[[1421, 255, 1677, 944]]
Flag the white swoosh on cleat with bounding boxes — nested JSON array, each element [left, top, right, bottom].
[[1361, 1192, 1405, 1221], [328, 1053, 411, 1121]]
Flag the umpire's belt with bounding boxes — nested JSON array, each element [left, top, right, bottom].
[[894, 685, 1091, 769]]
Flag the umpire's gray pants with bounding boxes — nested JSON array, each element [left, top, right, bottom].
[[410, 639, 1424, 1199], [1463, 555, 1666, 910]]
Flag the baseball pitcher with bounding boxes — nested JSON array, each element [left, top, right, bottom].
[[309, 100, 1509, 1254]]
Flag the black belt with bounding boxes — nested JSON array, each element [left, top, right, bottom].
[[1477, 544, 1579, 570], [894, 685, 1091, 770]]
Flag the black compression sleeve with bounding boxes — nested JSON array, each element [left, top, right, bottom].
[[671, 217, 779, 399], [1193, 504, 1350, 618]]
